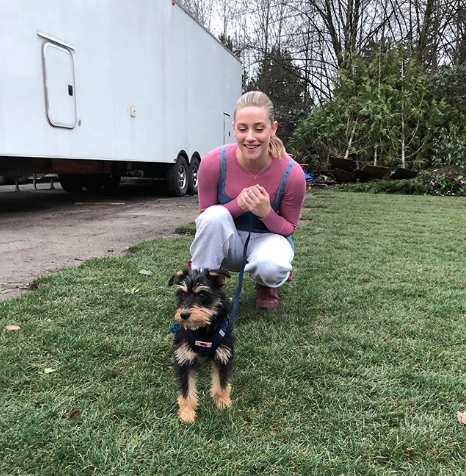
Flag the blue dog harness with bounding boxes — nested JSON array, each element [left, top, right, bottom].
[[185, 230, 250, 356]]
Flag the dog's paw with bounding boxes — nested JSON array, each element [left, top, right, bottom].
[[178, 406, 196, 423], [214, 395, 232, 409], [212, 388, 232, 409], [178, 394, 197, 423]]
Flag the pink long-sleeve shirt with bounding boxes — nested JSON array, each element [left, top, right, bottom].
[[198, 143, 307, 237]]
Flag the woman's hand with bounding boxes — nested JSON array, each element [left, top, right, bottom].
[[238, 185, 272, 219]]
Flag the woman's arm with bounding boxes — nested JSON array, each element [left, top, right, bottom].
[[197, 149, 244, 218], [260, 163, 307, 236], [197, 151, 220, 212]]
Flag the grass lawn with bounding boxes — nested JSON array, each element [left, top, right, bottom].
[[2, 190, 466, 475]]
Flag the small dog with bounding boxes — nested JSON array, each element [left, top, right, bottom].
[[168, 268, 233, 423]]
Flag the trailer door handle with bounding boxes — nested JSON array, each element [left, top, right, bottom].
[[68, 85, 74, 96]]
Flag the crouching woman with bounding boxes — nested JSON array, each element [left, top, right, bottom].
[[189, 91, 306, 309]]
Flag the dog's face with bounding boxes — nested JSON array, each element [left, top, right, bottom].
[[168, 268, 230, 330]]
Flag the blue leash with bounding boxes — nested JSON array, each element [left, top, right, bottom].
[[228, 230, 251, 326]]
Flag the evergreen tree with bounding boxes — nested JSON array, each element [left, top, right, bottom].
[[290, 46, 445, 170], [245, 47, 309, 145]]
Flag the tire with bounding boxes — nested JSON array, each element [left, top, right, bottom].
[[103, 174, 121, 191], [166, 156, 189, 197], [84, 174, 104, 191], [188, 156, 200, 195], [58, 174, 84, 192]]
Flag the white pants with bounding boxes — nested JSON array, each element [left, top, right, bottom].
[[190, 205, 294, 288]]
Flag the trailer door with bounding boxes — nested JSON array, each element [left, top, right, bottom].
[[42, 42, 77, 129]]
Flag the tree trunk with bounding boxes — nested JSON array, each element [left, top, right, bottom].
[[401, 117, 406, 169], [400, 60, 406, 168], [344, 123, 357, 159]]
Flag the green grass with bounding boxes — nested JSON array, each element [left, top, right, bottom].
[[2, 190, 466, 475]]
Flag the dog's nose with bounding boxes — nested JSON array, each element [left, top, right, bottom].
[[180, 310, 191, 320]]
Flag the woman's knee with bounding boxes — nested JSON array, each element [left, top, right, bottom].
[[248, 257, 292, 287], [196, 205, 230, 228]]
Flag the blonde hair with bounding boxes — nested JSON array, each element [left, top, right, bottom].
[[234, 91, 287, 159]]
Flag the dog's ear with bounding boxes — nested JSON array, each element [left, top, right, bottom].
[[207, 268, 231, 288], [168, 269, 189, 286]]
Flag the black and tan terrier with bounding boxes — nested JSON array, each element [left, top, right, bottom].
[[169, 268, 233, 423]]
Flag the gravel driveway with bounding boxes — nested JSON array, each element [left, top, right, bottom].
[[0, 180, 199, 301]]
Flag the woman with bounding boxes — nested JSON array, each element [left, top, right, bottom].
[[189, 91, 306, 309]]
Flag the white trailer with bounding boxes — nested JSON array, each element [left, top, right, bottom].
[[0, 0, 242, 196]]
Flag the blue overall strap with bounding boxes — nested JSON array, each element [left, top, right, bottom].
[[274, 158, 296, 250], [273, 158, 295, 209], [218, 146, 228, 203]]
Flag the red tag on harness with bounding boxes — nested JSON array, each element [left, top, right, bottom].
[[195, 340, 212, 348]]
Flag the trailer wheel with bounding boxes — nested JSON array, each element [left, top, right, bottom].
[[166, 156, 188, 197], [58, 174, 84, 192], [188, 157, 200, 195], [84, 174, 104, 191], [103, 174, 121, 191]]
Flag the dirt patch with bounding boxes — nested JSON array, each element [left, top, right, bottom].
[[0, 180, 199, 301]]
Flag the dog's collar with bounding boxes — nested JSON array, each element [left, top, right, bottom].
[[172, 315, 231, 357]]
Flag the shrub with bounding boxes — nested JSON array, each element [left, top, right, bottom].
[[344, 179, 427, 195], [344, 171, 466, 197], [431, 125, 466, 171], [416, 170, 466, 197]]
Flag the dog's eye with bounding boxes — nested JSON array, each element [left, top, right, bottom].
[[198, 291, 207, 300]]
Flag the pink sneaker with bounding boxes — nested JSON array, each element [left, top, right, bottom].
[[256, 284, 279, 309]]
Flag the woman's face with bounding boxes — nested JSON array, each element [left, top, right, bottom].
[[233, 106, 278, 163]]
